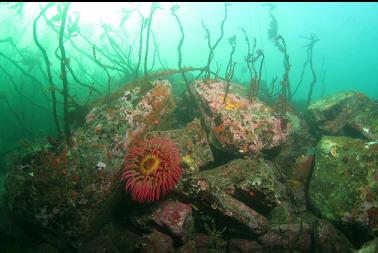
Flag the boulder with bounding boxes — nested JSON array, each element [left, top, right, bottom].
[[349, 100, 378, 141], [308, 92, 378, 142], [5, 80, 174, 246], [145, 118, 214, 171], [191, 79, 294, 154], [176, 159, 272, 237], [201, 158, 287, 213], [151, 200, 193, 243], [136, 229, 174, 253], [308, 136, 378, 237], [130, 200, 194, 244], [312, 219, 355, 253], [257, 223, 312, 253]]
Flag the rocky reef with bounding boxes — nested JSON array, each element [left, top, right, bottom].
[[3, 80, 378, 252]]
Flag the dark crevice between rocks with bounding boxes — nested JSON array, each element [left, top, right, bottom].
[[121, 204, 158, 235], [0, 234, 50, 253], [0, 196, 55, 252], [199, 144, 240, 171], [262, 144, 284, 160], [304, 157, 316, 212], [335, 223, 375, 248], [307, 196, 372, 249], [173, 92, 199, 128], [303, 109, 323, 139], [151, 222, 186, 249], [7, 218, 76, 253], [117, 196, 193, 250], [79, 193, 143, 252], [309, 222, 317, 253], [233, 188, 274, 215], [3, 181, 71, 253], [342, 124, 369, 140], [195, 211, 260, 243]]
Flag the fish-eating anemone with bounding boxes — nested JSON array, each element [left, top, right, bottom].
[[122, 136, 182, 203]]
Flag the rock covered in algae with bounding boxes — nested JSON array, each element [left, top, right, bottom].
[[312, 219, 355, 253], [356, 238, 378, 253], [200, 158, 287, 213], [5, 80, 173, 245], [191, 79, 294, 154], [145, 118, 214, 171], [176, 158, 279, 236], [349, 100, 378, 141], [256, 223, 312, 252], [308, 135, 378, 236], [308, 90, 378, 141]]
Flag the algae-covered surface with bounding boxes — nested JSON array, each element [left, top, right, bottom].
[[309, 136, 378, 232]]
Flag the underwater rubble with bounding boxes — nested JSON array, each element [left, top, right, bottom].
[[3, 80, 378, 253]]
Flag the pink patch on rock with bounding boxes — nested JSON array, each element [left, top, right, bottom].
[[152, 200, 193, 241], [192, 80, 293, 154], [85, 109, 96, 123]]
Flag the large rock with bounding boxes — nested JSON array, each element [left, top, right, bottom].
[[191, 79, 294, 154], [176, 159, 272, 237], [307, 91, 376, 139], [312, 219, 355, 253], [201, 158, 287, 213], [130, 200, 194, 244], [136, 229, 174, 253], [257, 223, 312, 252], [349, 100, 378, 141], [145, 118, 214, 171], [151, 201, 193, 242], [5, 80, 174, 246], [308, 136, 378, 237]]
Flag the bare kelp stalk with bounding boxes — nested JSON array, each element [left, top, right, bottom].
[[265, 4, 291, 115], [33, 3, 60, 136], [93, 46, 112, 108], [144, 2, 160, 78], [170, 4, 190, 89], [223, 35, 236, 103], [305, 33, 319, 106], [292, 33, 319, 106], [58, 2, 71, 142], [198, 3, 230, 80], [240, 28, 265, 102]]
